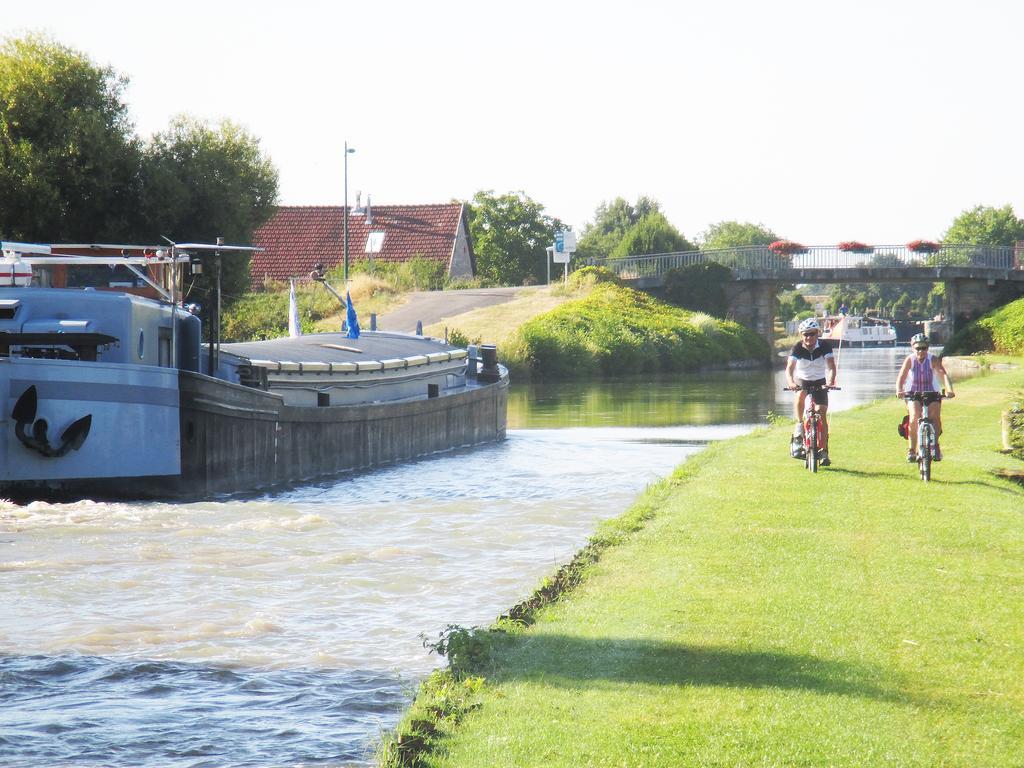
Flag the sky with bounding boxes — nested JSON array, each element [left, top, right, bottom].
[[3, 0, 1022, 245]]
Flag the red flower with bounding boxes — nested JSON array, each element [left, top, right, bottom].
[[838, 241, 872, 253], [907, 240, 941, 253], [768, 240, 807, 255]]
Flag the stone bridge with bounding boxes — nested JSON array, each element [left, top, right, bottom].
[[591, 244, 1024, 347]]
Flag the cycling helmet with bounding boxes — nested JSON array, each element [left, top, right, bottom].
[[798, 318, 820, 334], [911, 333, 929, 348]]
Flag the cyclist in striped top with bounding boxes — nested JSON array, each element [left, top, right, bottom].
[[896, 333, 955, 462]]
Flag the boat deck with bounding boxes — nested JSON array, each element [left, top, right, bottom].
[[221, 331, 464, 366]]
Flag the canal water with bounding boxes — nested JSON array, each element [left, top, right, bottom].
[[0, 348, 925, 767]]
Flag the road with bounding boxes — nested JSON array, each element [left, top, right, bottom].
[[375, 286, 529, 333]]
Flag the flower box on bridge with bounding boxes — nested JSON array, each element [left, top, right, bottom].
[[838, 241, 873, 254], [907, 240, 941, 254], [768, 240, 807, 256]]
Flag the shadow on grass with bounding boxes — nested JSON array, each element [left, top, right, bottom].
[[816, 467, 911, 481], [825, 466, 1019, 494], [485, 635, 907, 703]]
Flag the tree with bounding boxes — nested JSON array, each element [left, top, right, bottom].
[[777, 289, 811, 321], [140, 116, 279, 302], [698, 220, 778, 250], [465, 190, 562, 285], [609, 212, 694, 258], [941, 204, 1024, 246], [576, 196, 661, 259], [891, 292, 912, 320], [828, 252, 942, 318], [0, 34, 141, 241], [662, 262, 731, 316]]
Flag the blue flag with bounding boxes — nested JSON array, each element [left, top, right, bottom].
[[346, 291, 360, 339]]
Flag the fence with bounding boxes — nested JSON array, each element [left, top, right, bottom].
[[590, 244, 1021, 281]]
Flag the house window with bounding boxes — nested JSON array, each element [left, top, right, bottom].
[[365, 231, 385, 254]]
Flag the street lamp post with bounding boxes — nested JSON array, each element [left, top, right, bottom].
[[343, 141, 356, 282]]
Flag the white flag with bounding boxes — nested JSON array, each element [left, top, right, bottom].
[[288, 279, 302, 337]]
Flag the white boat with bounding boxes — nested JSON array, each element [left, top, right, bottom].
[[820, 315, 897, 347], [0, 242, 507, 502]]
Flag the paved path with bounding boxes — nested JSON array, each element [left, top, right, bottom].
[[376, 287, 529, 333]]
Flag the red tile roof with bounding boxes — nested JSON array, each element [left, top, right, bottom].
[[250, 203, 471, 288]]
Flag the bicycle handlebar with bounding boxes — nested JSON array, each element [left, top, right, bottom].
[[899, 392, 949, 400], [783, 385, 841, 392]]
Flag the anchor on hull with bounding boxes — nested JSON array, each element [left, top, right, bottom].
[[11, 385, 92, 458]]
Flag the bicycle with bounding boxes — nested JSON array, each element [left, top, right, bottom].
[[786, 383, 840, 473], [902, 392, 946, 482]]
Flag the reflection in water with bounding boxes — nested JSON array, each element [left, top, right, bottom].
[[509, 370, 777, 428], [0, 349, 958, 767], [509, 346, 937, 429]]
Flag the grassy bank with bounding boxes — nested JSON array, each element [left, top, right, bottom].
[[483, 270, 767, 379], [382, 367, 1024, 767]]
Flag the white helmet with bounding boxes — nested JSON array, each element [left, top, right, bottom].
[[798, 318, 820, 334], [911, 333, 929, 348]]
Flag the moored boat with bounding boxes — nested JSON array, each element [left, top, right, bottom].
[[820, 314, 897, 347], [0, 242, 507, 502]]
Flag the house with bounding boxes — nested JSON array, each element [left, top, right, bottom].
[[249, 202, 475, 288]]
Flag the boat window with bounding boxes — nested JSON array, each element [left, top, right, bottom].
[[137, 329, 145, 360], [0, 299, 19, 320], [158, 327, 172, 367]]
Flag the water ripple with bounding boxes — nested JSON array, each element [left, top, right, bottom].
[[0, 654, 406, 767]]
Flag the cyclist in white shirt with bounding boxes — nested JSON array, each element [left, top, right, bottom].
[[785, 318, 838, 465]]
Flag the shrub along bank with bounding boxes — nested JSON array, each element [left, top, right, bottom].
[[220, 258, 481, 342], [380, 366, 1024, 767], [944, 295, 1024, 356], [500, 271, 768, 379]]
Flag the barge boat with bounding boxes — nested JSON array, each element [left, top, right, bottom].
[[0, 242, 507, 501]]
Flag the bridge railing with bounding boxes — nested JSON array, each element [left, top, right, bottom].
[[590, 244, 1021, 280]]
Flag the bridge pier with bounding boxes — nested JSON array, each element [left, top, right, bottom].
[[725, 279, 778, 353], [944, 278, 1024, 333]]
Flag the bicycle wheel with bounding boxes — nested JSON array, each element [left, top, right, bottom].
[[919, 423, 932, 482], [806, 415, 818, 473]]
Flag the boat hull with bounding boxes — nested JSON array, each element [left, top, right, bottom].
[[0, 366, 508, 502], [0, 357, 181, 486]]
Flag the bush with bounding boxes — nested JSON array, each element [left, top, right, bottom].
[[222, 260, 447, 341], [945, 296, 1024, 355], [506, 282, 767, 379], [447, 327, 482, 347], [352, 256, 446, 291]]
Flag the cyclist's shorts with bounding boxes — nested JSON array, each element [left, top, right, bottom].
[[798, 378, 829, 406], [905, 391, 942, 405]]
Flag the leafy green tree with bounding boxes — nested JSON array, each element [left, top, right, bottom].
[[662, 262, 731, 316], [465, 190, 562, 285], [0, 34, 141, 241], [891, 292, 912, 320], [942, 204, 1024, 246], [777, 290, 811, 321], [610, 211, 694, 258], [698, 220, 779, 250], [576, 196, 661, 259], [0, 33, 279, 307], [828, 252, 943, 318], [140, 116, 279, 302]]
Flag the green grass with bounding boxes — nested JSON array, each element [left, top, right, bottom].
[[383, 367, 1024, 767]]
